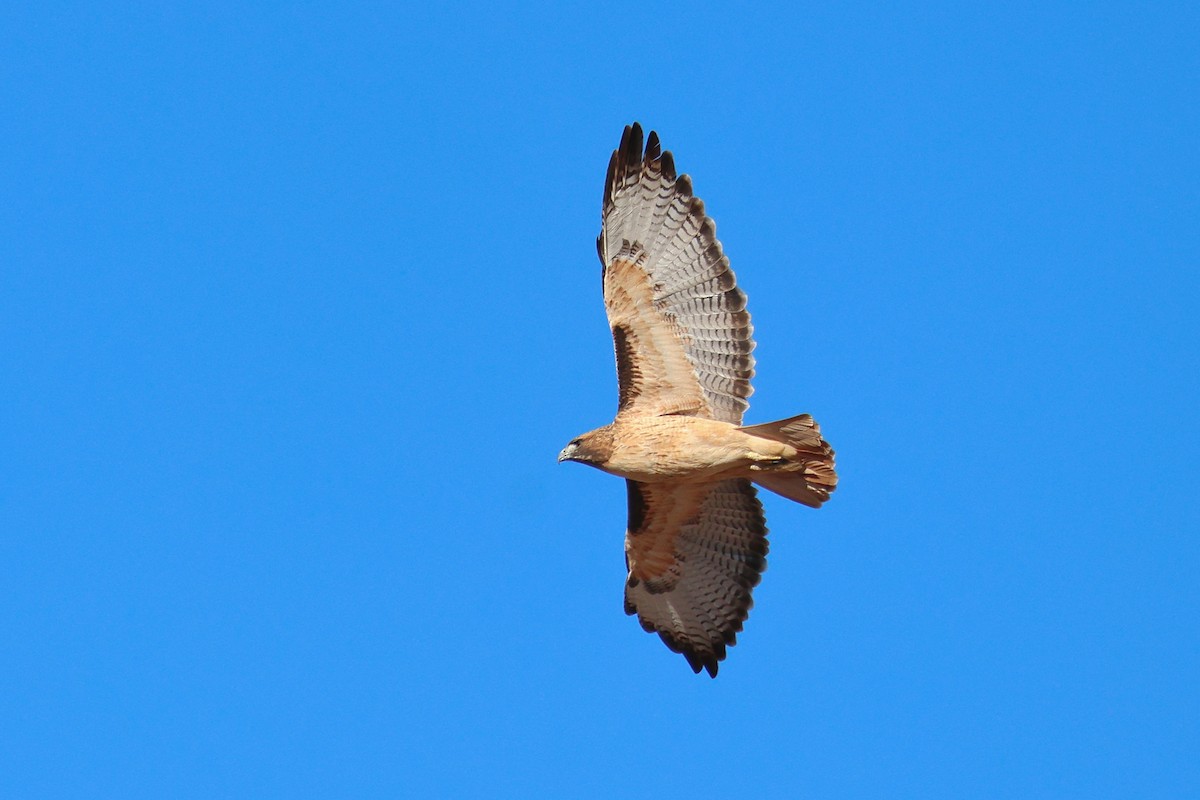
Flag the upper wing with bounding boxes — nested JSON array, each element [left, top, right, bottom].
[[623, 478, 768, 677], [598, 123, 755, 424]]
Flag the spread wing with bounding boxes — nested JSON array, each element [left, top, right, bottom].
[[598, 123, 755, 424], [623, 478, 768, 677]]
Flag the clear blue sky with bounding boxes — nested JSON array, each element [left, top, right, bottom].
[[3, 3, 1198, 797]]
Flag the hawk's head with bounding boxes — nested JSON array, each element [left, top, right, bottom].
[[557, 426, 615, 468]]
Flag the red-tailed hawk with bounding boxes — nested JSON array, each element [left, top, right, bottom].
[[558, 123, 838, 677]]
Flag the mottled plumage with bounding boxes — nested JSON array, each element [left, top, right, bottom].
[[559, 123, 837, 677]]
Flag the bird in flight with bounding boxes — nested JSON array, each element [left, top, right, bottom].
[[559, 123, 838, 677]]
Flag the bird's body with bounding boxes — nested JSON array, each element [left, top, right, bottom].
[[559, 123, 837, 676], [564, 416, 795, 482]]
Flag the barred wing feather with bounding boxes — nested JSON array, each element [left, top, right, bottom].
[[597, 123, 755, 424]]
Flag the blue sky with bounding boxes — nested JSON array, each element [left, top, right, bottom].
[[2, 2, 1198, 797]]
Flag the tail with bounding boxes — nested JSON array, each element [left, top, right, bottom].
[[739, 414, 837, 508]]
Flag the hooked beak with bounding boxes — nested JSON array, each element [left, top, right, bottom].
[[557, 443, 578, 463]]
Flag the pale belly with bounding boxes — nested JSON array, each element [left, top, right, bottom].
[[600, 415, 791, 482]]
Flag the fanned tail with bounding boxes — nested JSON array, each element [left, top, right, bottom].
[[739, 414, 837, 508]]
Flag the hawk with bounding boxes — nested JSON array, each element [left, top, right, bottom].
[[558, 123, 838, 677]]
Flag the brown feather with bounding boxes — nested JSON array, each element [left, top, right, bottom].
[[598, 124, 754, 424], [561, 123, 838, 677], [623, 479, 767, 677]]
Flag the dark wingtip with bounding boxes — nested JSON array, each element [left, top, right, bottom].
[[675, 173, 694, 199], [678, 644, 722, 678], [659, 150, 676, 181], [690, 650, 720, 678], [603, 148, 619, 208], [607, 122, 678, 205], [621, 122, 643, 171], [645, 129, 661, 163], [604, 123, 646, 212]]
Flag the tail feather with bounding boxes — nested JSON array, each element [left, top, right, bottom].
[[739, 414, 837, 508]]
